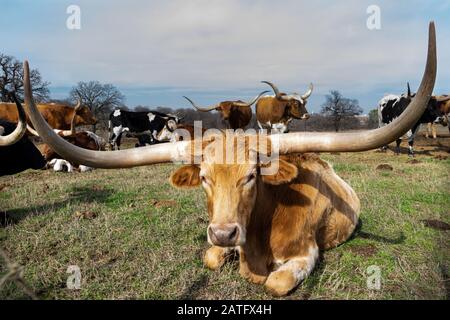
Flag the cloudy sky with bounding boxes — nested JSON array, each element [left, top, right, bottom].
[[1, 0, 449, 113]]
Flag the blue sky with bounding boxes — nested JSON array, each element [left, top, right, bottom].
[[1, 0, 449, 113]]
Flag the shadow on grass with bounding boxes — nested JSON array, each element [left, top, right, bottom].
[[351, 219, 406, 244], [178, 274, 210, 299], [1, 186, 114, 227]]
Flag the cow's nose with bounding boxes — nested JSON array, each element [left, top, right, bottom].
[[208, 224, 240, 247], [301, 113, 310, 120]]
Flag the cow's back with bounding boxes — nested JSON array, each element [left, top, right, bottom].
[[0, 103, 72, 129], [0, 103, 20, 123], [256, 97, 287, 124]]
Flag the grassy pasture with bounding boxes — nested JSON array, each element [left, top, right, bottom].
[[0, 133, 449, 300]]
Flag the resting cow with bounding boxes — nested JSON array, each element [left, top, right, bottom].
[[22, 22, 438, 296]]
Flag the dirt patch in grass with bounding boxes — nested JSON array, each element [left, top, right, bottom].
[[420, 219, 450, 231], [376, 164, 393, 171], [150, 199, 178, 208], [348, 244, 378, 257], [74, 210, 98, 220]]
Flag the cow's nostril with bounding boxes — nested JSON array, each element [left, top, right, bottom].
[[228, 226, 238, 241]]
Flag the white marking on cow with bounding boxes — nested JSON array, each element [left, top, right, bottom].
[[113, 109, 121, 117], [275, 245, 319, 283], [271, 122, 288, 134], [157, 126, 175, 142], [148, 112, 156, 122], [378, 94, 400, 110], [79, 165, 93, 172], [50, 159, 73, 173]]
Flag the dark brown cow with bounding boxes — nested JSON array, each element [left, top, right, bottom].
[[183, 91, 268, 130], [256, 81, 312, 133], [0, 101, 96, 131]]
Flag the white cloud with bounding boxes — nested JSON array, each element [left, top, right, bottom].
[[1, 0, 448, 108]]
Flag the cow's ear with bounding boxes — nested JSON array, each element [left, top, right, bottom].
[[260, 159, 298, 185], [170, 165, 201, 189]]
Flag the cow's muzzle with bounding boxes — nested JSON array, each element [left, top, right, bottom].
[[301, 113, 310, 120], [208, 223, 241, 247]]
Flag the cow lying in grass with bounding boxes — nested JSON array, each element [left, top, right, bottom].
[[21, 22, 438, 295]]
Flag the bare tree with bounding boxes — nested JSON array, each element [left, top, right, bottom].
[[320, 91, 363, 132], [70, 81, 125, 132], [368, 109, 379, 129], [0, 53, 50, 102]]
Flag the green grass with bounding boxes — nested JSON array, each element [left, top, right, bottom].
[[0, 149, 449, 300]]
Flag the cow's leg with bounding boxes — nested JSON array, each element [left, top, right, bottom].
[[264, 244, 319, 297], [408, 124, 420, 157], [238, 249, 268, 285], [115, 133, 123, 150], [395, 139, 401, 155], [110, 126, 123, 150], [203, 246, 233, 270], [432, 123, 437, 139]]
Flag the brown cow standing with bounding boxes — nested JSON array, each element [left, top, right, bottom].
[[0, 101, 96, 130], [183, 91, 268, 130], [256, 81, 312, 133]]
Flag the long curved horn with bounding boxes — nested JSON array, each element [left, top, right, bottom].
[[233, 91, 270, 107], [261, 81, 283, 99], [274, 22, 437, 154], [24, 61, 190, 168], [301, 83, 314, 100], [183, 96, 218, 112], [0, 94, 27, 146]]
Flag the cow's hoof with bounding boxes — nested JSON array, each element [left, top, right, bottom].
[[264, 270, 297, 297]]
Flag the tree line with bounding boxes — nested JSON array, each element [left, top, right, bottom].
[[0, 52, 378, 133]]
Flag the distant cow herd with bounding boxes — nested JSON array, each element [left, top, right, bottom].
[[0, 23, 446, 296]]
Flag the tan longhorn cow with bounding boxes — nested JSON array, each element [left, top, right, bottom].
[[183, 91, 268, 130], [0, 99, 97, 135], [22, 22, 437, 296], [256, 81, 313, 133]]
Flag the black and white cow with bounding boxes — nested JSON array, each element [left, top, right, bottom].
[[0, 120, 46, 176], [378, 84, 447, 156], [108, 109, 180, 150]]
